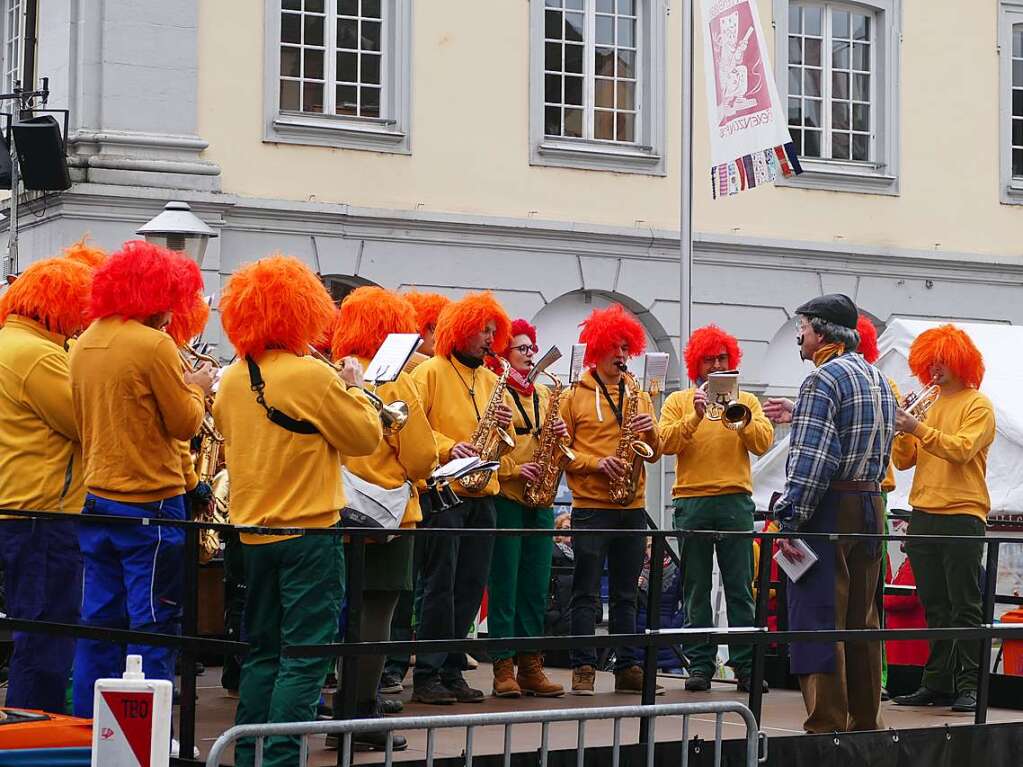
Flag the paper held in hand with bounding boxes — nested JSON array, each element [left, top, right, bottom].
[[773, 538, 819, 582], [364, 333, 422, 383], [526, 346, 562, 383], [643, 353, 670, 395], [431, 456, 501, 482], [569, 344, 587, 384]]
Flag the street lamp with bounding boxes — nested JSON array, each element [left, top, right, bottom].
[[136, 201, 218, 267]]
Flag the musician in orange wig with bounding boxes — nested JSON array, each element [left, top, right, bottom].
[[219, 255, 336, 360], [683, 324, 741, 382], [63, 238, 108, 270], [578, 303, 646, 368], [332, 286, 417, 360], [212, 257, 381, 759], [856, 315, 880, 365], [403, 291, 450, 357], [68, 240, 216, 719], [0, 256, 97, 713], [406, 290, 515, 704], [891, 324, 994, 713]]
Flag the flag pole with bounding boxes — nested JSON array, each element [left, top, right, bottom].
[[680, 0, 695, 354]]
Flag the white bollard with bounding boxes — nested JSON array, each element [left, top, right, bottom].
[[91, 654, 173, 767]]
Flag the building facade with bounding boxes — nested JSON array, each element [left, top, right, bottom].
[[5, 3, 1023, 516]]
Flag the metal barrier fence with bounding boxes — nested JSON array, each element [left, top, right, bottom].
[[2, 506, 1023, 763], [204, 700, 764, 767]]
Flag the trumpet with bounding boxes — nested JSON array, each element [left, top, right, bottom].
[[701, 370, 752, 431], [306, 345, 409, 435], [901, 377, 940, 421]]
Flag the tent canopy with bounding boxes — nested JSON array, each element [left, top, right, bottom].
[[752, 319, 1023, 517]]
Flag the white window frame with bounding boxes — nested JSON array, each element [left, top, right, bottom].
[[263, 0, 412, 154], [1000, 1, 1023, 204], [1, 0, 23, 95], [529, 0, 667, 175], [773, 0, 901, 195]]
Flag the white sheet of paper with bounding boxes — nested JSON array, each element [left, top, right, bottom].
[[431, 457, 501, 481], [643, 353, 669, 392], [364, 333, 422, 383], [569, 344, 587, 383], [773, 539, 819, 583], [527, 346, 562, 383]]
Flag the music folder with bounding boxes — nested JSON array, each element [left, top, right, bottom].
[[526, 346, 562, 384], [643, 352, 669, 394], [431, 457, 501, 482], [364, 333, 422, 383], [569, 344, 587, 384]]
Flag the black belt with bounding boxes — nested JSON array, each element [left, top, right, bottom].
[[830, 480, 881, 493]]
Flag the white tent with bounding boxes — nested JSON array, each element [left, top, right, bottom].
[[751, 319, 1023, 518]]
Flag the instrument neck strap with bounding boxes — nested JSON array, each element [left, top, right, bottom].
[[510, 388, 541, 436], [592, 371, 625, 426], [448, 357, 481, 420], [246, 356, 321, 435]]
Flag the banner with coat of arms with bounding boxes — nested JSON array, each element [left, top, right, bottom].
[[700, 0, 803, 197]]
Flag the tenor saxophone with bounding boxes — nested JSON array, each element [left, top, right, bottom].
[[459, 357, 516, 493], [523, 371, 575, 509], [608, 368, 655, 506]]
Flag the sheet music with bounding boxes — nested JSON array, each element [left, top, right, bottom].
[[364, 333, 422, 383], [643, 353, 669, 394], [569, 344, 587, 384], [431, 457, 501, 481], [773, 539, 819, 582], [526, 346, 562, 384]]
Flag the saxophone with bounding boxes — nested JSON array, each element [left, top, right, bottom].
[[459, 356, 516, 493], [523, 371, 575, 508], [608, 367, 655, 506], [180, 346, 230, 564]]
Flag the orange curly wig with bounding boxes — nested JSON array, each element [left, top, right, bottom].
[[220, 255, 335, 359], [0, 257, 93, 337], [166, 292, 210, 347], [332, 286, 417, 360], [856, 315, 879, 364], [63, 237, 108, 270], [90, 240, 202, 321], [434, 291, 511, 359], [684, 325, 741, 382], [579, 303, 646, 367], [908, 324, 985, 389], [403, 291, 451, 336]]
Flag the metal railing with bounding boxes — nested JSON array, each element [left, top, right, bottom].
[[205, 700, 764, 767]]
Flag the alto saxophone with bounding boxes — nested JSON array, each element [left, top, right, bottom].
[[523, 371, 575, 509], [459, 356, 516, 493], [608, 368, 655, 506]]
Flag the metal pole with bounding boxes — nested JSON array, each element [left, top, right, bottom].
[[748, 533, 773, 724], [178, 507, 200, 760], [975, 540, 1000, 724], [679, 0, 695, 348], [7, 96, 19, 276], [336, 537, 366, 766], [639, 535, 665, 744]]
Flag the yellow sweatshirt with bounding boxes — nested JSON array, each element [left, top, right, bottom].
[[70, 317, 206, 503], [498, 382, 555, 507], [560, 369, 660, 510], [658, 387, 773, 498], [891, 388, 996, 521], [411, 354, 512, 498], [213, 351, 382, 543], [342, 359, 438, 526], [0, 316, 83, 514]]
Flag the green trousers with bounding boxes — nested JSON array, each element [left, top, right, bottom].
[[487, 497, 554, 661], [674, 494, 756, 677], [905, 510, 985, 695], [235, 533, 344, 767]]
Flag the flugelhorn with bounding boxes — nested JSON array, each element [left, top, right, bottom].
[[902, 376, 940, 421], [701, 370, 752, 431], [307, 345, 409, 435]]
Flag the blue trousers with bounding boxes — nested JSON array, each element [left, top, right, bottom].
[[0, 518, 81, 713], [72, 494, 185, 717]]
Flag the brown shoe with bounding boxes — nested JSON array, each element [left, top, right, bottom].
[[516, 653, 564, 698], [614, 665, 665, 695], [571, 665, 596, 696], [492, 657, 522, 698]]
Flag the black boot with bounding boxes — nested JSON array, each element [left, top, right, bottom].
[[325, 701, 408, 752]]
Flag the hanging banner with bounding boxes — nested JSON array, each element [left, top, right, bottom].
[[701, 0, 803, 198]]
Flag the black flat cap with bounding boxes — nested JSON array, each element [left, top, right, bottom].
[[795, 293, 858, 330]]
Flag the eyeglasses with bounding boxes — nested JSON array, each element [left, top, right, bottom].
[[511, 344, 539, 354]]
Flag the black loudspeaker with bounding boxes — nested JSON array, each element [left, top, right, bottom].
[[12, 115, 70, 191]]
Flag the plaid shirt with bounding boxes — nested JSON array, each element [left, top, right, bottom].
[[774, 352, 896, 529]]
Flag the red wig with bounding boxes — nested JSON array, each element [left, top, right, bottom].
[[63, 237, 108, 270], [0, 257, 93, 337], [403, 291, 451, 336], [579, 303, 646, 367], [684, 325, 741, 382], [434, 291, 511, 359], [856, 315, 879, 364], [908, 324, 985, 389], [90, 240, 202, 321], [332, 286, 417, 360], [220, 255, 335, 359], [166, 292, 210, 347]]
